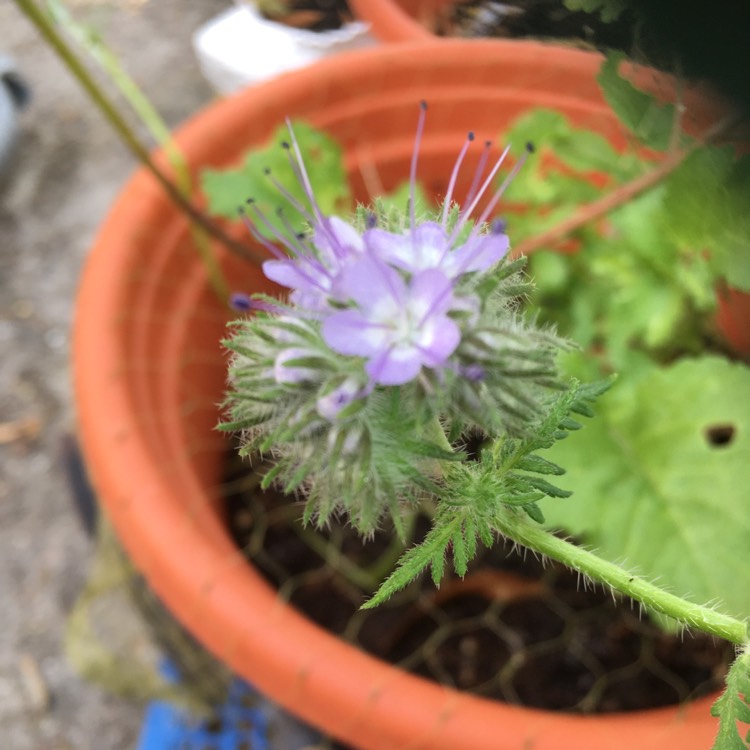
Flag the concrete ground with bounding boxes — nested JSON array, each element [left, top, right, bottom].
[[0, 2, 241, 748]]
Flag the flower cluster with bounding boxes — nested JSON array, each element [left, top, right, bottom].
[[223, 104, 568, 534]]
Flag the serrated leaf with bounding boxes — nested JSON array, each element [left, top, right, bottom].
[[515, 454, 566, 476], [597, 52, 677, 151], [662, 148, 750, 292], [452, 526, 469, 577], [518, 475, 573, 499], [523, 502, 546, 524], [201, 120, 352, 239], [710, 649, 750, 750], [364, 523, 456, 608], [543, 357, 750, 620]]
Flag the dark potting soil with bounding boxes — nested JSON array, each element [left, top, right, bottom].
[[222, 452, 733, 715], [258, 0, 353, 31]]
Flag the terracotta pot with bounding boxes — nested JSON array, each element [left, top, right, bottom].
[[74, 40, 727, 750], [348, 0, 449, 42]]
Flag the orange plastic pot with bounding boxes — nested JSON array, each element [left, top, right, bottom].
[[348, 0, 449, 42], [74, 40, 729, 749]]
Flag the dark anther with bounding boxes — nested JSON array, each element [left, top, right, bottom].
[[296, 232, 307, 240], [491, 218, 507, 234], [525, 141, 536, 154], [365, 212, 377, 229], [420, 100, 428, 111], [468, 131, 475, 141], [263, 167, 271, 175], [280, 141, 290, 149], [485, 140, 492, 147], [246, 197, 255, 204], [229, 293, 253, 312], [705, 424, 736, 447]]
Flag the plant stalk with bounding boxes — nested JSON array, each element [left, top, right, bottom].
[[514, 109, 747, 258], [512, 146, 688, 257], [494, 510, 750, 646], [14, 0, 266, 269]]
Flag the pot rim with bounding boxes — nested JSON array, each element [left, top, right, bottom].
[[73, 39, 722, 750]]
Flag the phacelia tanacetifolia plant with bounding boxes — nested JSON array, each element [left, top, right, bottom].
[[221, 103, 750, 747], [222, 102, 600, 570]]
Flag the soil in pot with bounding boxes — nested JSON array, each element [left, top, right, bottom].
[[257, 0, 353, 30], [221, 446, 733, 726]]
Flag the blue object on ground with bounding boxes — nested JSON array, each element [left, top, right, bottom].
[[0, 55, 29, 176], [137, 665, 270, 750]]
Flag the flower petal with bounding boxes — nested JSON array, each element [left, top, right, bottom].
[[322, 310, 389, 356], [451, 232, 509, 275], [263, 258, 327, 292], [365, 222, 450, 273], [417, 316, 461, 365], [335, 253, 405, 313], [366, 345, 423, 386], [409, 268, 455, 320], [364, 228, 412, 269]]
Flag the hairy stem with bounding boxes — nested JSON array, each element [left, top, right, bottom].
[[494, 510, 750, 645], [15, 0, 265, 271], [42, 0, 229, 300], [514, 110, 747, 258], [512, 147, 688, 257]]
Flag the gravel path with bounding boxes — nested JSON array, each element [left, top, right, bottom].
[[1, 3, 224, 747]]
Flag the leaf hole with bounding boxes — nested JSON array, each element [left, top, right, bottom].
[[704, 424, 736, 447]]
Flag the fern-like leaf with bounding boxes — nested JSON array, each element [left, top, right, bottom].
[[711, 647, 750, 750]]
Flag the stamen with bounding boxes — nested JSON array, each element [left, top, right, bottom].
[[441, 131, 475, 228], [365, 212, 377, 230], [284, 119, 322, 221], [491, 218, 507, 235], [284, 119, 349, 259], [237, 204, 285, 260], [262, 166, 317, 226], [473, 142, 535, 229], [410, 101, 428, 236], [229, 292, 253, 312], [275, 207, 318, 259], [464, 139, 493, 209], [449, 144, 511, 245]]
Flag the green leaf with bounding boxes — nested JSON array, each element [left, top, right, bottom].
[[523, 502, 546, 524], [364, 522, 456, 608], [710, 648, 750, 750], [515, 454, 566, 476], [201, 120, 352, 239], [519, 475, 573, 499], [662, 148, 750, 292], [452, 526, 469, 577], [542, 357, 750, 620], [597, 52, 676, 151], [563, 0, 628, 22]]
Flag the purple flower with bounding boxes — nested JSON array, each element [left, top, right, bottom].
[[237, 109, 534, 392], [316, 377, 363, 421], [364, 220, 508, 278], [262, 216, 365, 311], [322, 254, 461, 386]]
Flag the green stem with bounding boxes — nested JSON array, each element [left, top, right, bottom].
[[494, 510, 750, 645], [42, 0, 231, 302], [14, 0, 265, 274]]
